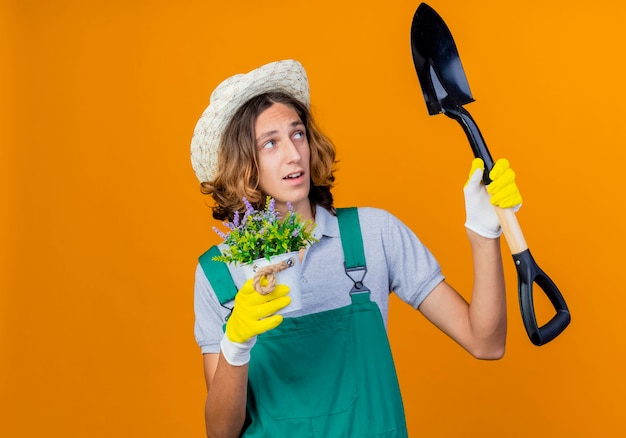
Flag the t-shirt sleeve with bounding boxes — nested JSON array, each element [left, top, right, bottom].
[[381, 211, 445, 309], [193, 263, 232, 354]]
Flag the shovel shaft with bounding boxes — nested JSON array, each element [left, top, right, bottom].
[[443, 105, 494, 184], [442, 104, 529, 254], [496, 207, 528, 254]]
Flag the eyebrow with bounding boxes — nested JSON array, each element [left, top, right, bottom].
[[256, 120, 305, 143]]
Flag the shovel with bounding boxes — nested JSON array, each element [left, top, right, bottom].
[[410, 3, 570, 346]]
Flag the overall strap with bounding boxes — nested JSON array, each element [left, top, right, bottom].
[[198, 246, 238, 305], [336, 207, 368, 293], [336, 207, 365, 268]]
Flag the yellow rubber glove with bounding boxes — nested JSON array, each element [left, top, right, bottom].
[[220, 279, 291, 366], [486, 158, 523, 209], [464, 158, 522, 238]]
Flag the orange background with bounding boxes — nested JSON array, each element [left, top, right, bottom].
[[2, 0, 624, 436]]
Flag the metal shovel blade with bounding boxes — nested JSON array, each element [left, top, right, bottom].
[[410, 3, 474, 115], [411, 2, 494, 181]]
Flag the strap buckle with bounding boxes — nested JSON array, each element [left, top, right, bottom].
[[344, 264, 369, 294]]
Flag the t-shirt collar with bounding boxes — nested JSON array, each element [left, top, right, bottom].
[[313, 205, 340, 239]]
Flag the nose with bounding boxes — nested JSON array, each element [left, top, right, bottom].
[[284, 139, 302, 163]]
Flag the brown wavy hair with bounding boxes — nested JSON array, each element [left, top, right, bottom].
[[200, 92, 338, 221]]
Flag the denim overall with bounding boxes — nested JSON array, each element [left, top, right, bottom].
[[200, 208, 408, 437]]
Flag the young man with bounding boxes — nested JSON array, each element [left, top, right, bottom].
[[191, 60, 521, 437]]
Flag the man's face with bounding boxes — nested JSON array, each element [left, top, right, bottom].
[[254, 102, 312, 220]]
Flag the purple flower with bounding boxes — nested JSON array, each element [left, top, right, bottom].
[[242, 197, 254, 225], [243, 197, 254, 212], [233, 210, 240, 228], [212, 226, 228, 240]]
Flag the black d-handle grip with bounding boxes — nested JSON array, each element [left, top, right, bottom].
[[513, 249, 571, 346]]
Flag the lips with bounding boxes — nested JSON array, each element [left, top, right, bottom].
[[283, 171, 304, 180]]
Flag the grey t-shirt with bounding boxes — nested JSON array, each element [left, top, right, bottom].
[[194, 206, 445, 354]]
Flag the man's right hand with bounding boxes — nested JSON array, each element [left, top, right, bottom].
[[220, 279, 291, 366]]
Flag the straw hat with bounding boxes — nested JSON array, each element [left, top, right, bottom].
[[190, 60, 310, 183]]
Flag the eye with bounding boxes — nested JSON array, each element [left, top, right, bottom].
[[293, 131, 305, 140], [261, 140, 276, 149]]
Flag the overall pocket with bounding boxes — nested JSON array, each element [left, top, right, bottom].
[[248, 310, 358, 420]]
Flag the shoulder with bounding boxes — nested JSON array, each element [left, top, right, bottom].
[[316, 204, 418, 250], [317, 205, 401, 228], [352, 207, 407, 236], [332, 206, 418, 252], [354, 206, 395, 222]]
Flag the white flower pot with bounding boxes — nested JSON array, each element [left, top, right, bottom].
[[240, 251, 303, 315]]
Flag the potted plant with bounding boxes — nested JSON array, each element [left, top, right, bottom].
[[212, 197, 318, 313]]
